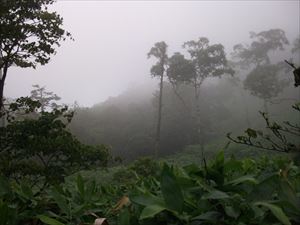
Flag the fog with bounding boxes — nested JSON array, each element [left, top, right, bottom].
[[2, 2, 300, 219], [5, 0, 299, 106]]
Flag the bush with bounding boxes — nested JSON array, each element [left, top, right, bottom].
[[0, 97, 111, 191]]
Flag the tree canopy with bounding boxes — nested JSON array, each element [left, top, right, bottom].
[[244, 64, 289, 100], [0, 96, 110, 190], [232, 29, 289, 67], [0, 0, 71, 107]]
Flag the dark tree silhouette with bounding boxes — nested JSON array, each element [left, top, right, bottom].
[[232, 29, 290, 113], [0, 0, 72, 109], [148, 42, 168, 157], [182, 37, 234, 157]]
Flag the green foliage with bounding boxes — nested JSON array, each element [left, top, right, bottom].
[[125, 152, 300, 225], [0, 0, 72, 107], [0, 97, 110, 190], [0, 0, 71, 69], [0, 174, 120, 225], [0, 153, 299, 225], [0, 176, 46, 225], [112, 157, 160, 186], [130, 157, 161, 178]]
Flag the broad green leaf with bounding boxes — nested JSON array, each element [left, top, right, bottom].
[[37, 215, 65, 225], [72, 204, 86, 217], [224, 159, 242, 174], [119, 208, 130, 225], [140, 205, 166, 220], [130, 193, 164, 207], [85, 180, 96, 202], [192, 211, 222, 222], [248, 174, 278, 201], [242, 158, 256, 172], [225, 175, 258, 186], [254, 202, 291, 225], [76, 174, 85, 197], [20, 183, 34, 199], [278, 180, 300, 209], [48, 187, 69, 216], [251, 205, 265, 219], [225, 206, 240, 218], [160, 164, 184, 213], [216, 150, 224, 165], [202, 190, 230, 199]]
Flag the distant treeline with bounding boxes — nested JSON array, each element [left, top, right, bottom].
[[70, 78, 298, 161]]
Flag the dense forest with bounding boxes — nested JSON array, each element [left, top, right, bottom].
[[0, 1, 300, 225]]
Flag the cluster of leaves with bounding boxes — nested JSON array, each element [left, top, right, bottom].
[[0, 0, 72, 69], [0, 97, 111, 191], [1, 152, 299, 225]]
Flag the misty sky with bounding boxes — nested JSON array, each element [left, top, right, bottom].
[[5, 0, 300, 107]]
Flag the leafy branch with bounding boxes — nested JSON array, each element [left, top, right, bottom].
[[227, 103, 300, 153]]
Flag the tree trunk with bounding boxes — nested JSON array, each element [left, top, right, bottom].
[[263, 99, 269, 114], [0, 71, 4, 110], [194, 85, 205, 161], [154, 74, 164, 158], [0, 64, 8, 127]]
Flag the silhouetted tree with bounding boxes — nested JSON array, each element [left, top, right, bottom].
[[167, 52, 195, 109], [244, 64, 289, 113], [30, 84, 61, 112], [228, 65, 300, 161], [182, 37, 234, 157], [148, 42, 168, 157], [232, 29, 290, 113], [232, 29, 289, 67], [0, 0, 72, 109]]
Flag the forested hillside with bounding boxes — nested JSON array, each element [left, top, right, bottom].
[[1, 1, 299, 224], [70, 74, 299, 161]]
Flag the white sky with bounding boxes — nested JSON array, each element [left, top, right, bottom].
[[5, 0, 300, 106]]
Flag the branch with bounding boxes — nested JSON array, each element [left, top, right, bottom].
[[285, 60, 296, 69], [227, 133, 287, 152]]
